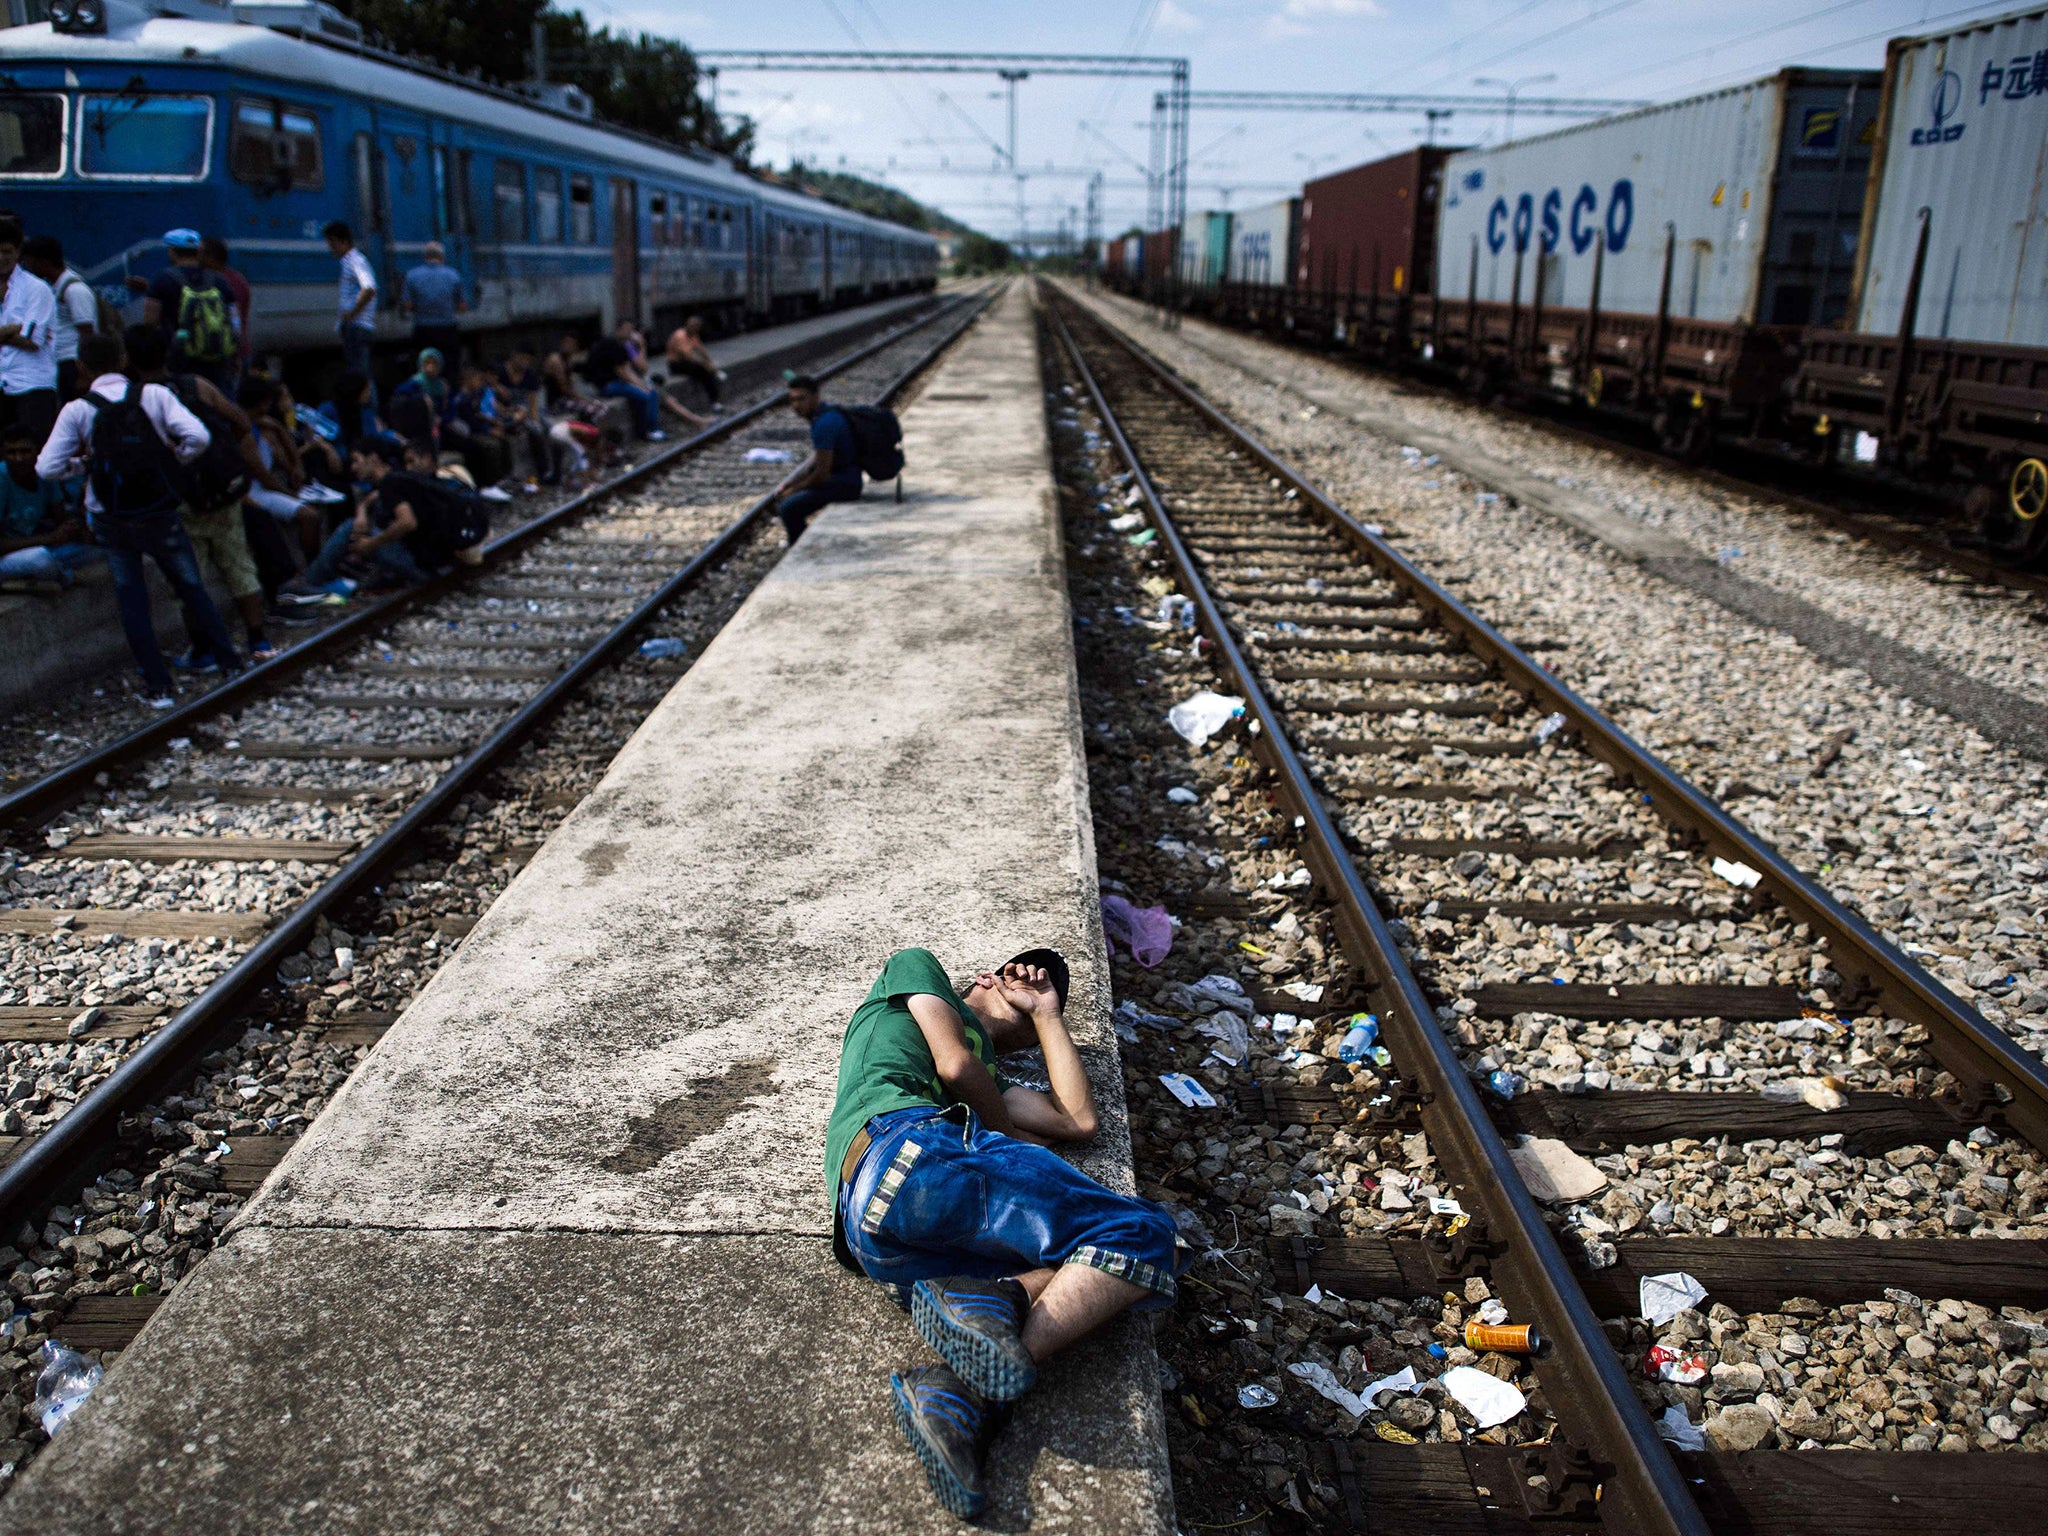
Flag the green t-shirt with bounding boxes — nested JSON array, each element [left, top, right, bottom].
[[824, 948, 1005, 1209]]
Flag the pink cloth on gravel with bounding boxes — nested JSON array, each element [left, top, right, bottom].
[[1101, 895, 1174, 968]]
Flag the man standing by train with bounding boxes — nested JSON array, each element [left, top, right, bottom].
[[325, 221, 379, 396], [401, 242, 468, 375]]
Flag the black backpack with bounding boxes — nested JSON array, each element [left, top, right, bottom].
[[388, 471, 490, 560], [86, 384, 182, 519], [166, 376, 254, 513], [836, 404, 905, 482]]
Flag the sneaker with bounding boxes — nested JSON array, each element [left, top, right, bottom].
[[144, 694, 176, 711], [168, 650, 221, 674], [889, 1364, 1003, 1519], [645, 429, 668, 442], [911, 1277, 1036, 1402], [249, 639, 281, 662], [478, 485, 513, 503]]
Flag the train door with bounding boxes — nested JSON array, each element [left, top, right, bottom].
[[428, 124, 474, 306], [374, 107, 436, 297], [746, 204, 768, 320], [610, 176, 640, 327], [348, 124, 388, 290]]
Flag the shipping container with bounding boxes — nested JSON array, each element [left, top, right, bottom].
[[1854, 5, 2048, 344], [1143, 225, 1179, 284], [1436, 70, 1878, 326], [1178, 211, 1232, 289], [1226, 198, 1300, 286], [1297, 148, 1452, 302]]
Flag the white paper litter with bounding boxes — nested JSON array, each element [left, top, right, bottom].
[[741, 446, 794, 462], [1507, 1136, 1610, 1203], [1712, 856, 1762, 889], [1640, 1272, 1710, 1326], [1195, 1013, 1250, 1066], [1167, 690, 1245, 746], [1109, 510, 1146, 532], [1159, 1072, 1217, 1109], [1427, 1196, 1467, 1217], [1441, 1365, 1526, 1429], [1278, 980, 1324, 1003], [1656, 1404, 1708, 1451], [1286, 1361, 1367, 1418], [1358, 1365, 1419, 1410]]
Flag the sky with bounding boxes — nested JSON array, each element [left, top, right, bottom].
[[565, 0, 2016, 246]]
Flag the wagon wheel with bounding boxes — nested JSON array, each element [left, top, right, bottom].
[[1981, 457, 2048, 563]]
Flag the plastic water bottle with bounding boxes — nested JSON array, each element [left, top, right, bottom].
[[1337, 1014, 1380, 1063], [1488, 1068, 1525, 1100]]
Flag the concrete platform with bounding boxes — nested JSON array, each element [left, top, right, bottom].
[[0, 290, 946, 719], [2, 283, 1174, 1534]]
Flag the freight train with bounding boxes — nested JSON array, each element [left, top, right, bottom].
[[0, 2, 938, 366], [1104, 5, 2048, 562]]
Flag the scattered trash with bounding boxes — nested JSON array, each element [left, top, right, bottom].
[[1287, 1361, 1368, 1418], [1112, 1012, 1138, 1045], [1157, 594, 1196, 629], [1760, 1074, 1847, 1112], [1167, 690, 1245, 746], [1715, 545, 1745, 565], [638, 637, 688, 658], [1127, 528, 1157, 547], [1109, 511, 1146, 532], [1506, 1136, 1609, 1202], [1336, 1014, 1380, 1063], [1359, 1364, 1419, 1410], [1303, 1283, 1324, 1305], [29, 1342, 102, 1436], [1533, 712, 1568, 744], [1196, 1013, 1252, 1067], [1486, 1068, 1525, 1100], [1160, 1072, 1219, 1109], [1656, 1404, 1708, 1451], [1123, 485, 1144, 508], [742, 446, 793, 463], [1277, 980, 1324, 1003], [1476, 1298, 1509, 1326], [1427, 1197, 1466, 1218], [1114, 1000, 1182, 1033], [1238, 1383, 1279, 1409], [1185, 973, 1256, 1018], [1644, 1345, 1710, 1384], [1441, 1365, 1525, 1428], [1639, 1272, 1710, 1326], [1268, 1013, 1300, 1035], [1463, 1319, 1541, 1355], [1373, 1421, 1419, 1444], [1711, 856, 1762, 889], [1101, 895, 1175, 968], [1166, 785, 1199, 804]]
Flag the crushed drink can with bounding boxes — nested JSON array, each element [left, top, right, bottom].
[[1643, 1345, 1708, 1385], [1465, 1320, 1541, 1354]]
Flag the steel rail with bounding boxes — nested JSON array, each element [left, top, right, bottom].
[[0, 285, 999, 1233], [0, 290, 980, 830], [1060, 285, 2048, 1154], [1048, 291, 1714, 1536]]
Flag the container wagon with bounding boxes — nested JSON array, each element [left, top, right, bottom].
[[1224, 196, 1298, 292], [1177, 210, 1230, 293]]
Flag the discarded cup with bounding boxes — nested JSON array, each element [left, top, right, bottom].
[[638, 638, 688, 658], [1336, 1014, 1380, 1063]]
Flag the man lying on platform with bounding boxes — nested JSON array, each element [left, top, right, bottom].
[[826, 947, 1177, 1518]]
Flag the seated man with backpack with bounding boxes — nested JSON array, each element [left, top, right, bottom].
[[281, 437, 490, 603], [774, 374, 904, 544], [36, 330, 243, 707]]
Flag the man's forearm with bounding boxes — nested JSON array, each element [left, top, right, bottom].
[[1033, 1011, 1098, 1130]]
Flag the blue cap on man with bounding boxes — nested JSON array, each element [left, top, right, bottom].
[[162, 228, 202, 250]]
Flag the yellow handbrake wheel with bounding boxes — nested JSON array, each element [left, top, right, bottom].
[[2011, 458, 2048, 521]]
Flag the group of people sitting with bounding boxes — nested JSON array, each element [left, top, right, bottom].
[[2, 313, 732, 708]]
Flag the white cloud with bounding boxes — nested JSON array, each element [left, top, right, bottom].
[[1155, 0, 1204, 33], [1263, 0, 1381, 38]]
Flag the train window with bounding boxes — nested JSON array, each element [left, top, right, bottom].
[[533, 167, 563, 242], [451, 149, 475, 236], [229, 98, 323, 191], [0, 94, 65, 178], [648, 192, 668, 245], [78, 94, 211, 180], [568, 174, 595, 243], [352, 131, 386, 234], [493, 159, 526, 242]]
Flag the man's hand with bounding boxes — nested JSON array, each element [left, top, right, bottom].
[[995, 962, 1060, 1020]]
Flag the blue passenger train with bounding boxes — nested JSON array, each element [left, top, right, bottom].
[[0, 8, 939, 361]]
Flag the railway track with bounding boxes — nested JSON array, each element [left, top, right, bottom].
[[0, 285, 997, 1309], [1043, 285, 2048, 1532]]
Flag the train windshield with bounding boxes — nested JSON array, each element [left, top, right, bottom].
[[78, 94, 212, 179], [0, 94, 64, 177]]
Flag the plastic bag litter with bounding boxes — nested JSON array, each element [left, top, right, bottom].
[[1114, 1000, 1183, 1033], [1287, 1361, 1368, 1418], [1187, 973, 1256, 1018], [1109, 510, 1146, 532], [742, 446, 794, 462], [29, 1341, 102, 1437], [1196, 1012, 1251, 1067], [1238, 1383, 1278, 1409], [1159, 1072, 1218, 1109], [1167, 690, 1245, 746], [1640, 1272, 1709, 1326], [1657, 1405, 1708, 1452], [1440, 1365, 1525, 1429], [1101, 895, 1175, 968], [638, 638, 688, 658], [1358, 1364, 1419, 1410]]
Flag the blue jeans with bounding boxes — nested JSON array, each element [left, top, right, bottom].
[[602, 378, 661, 437], [303, 520, 430, 589], [777, 479, 862, 543], [90, 512, 242, 694], [0, 542, 101, 584], [339, 323, 377, 402], [838, 1106, 1178, 1312]]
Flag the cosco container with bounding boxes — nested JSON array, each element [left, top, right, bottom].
[[1435, 70, 1878, 326], [1225, 197, 1299, 286], [1297, 148, 1450, 302], [1178, 210, 1232, 290], [1854, 5, 2048, 344]]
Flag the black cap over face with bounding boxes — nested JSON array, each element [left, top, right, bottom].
[[1003, 948, 1070, 1013]]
